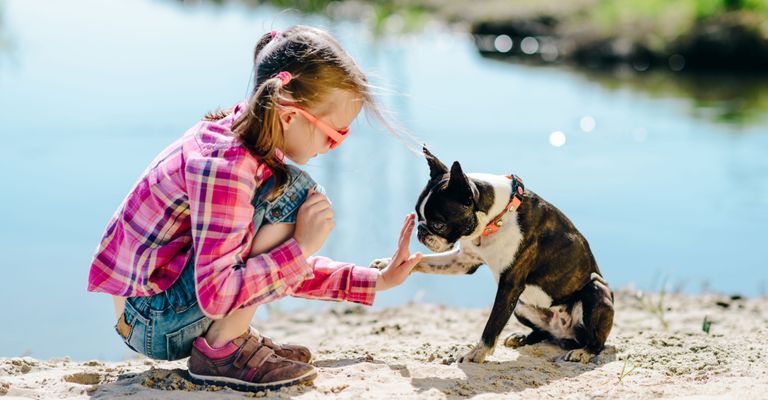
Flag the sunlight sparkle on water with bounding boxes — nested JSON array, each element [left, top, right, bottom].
[[549, 131, 566, 147], [494, 35, 513, 53], [580, 116, 596, 132], [521, 37, 539, 54]]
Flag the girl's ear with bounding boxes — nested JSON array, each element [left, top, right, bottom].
[[278, 108, 296, 126]]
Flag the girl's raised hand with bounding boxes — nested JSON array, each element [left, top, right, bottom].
[[294, 188, 335, 256], [375, 213, 423, 292]]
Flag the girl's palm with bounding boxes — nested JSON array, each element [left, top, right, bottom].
[[377, 213, 422, 291]]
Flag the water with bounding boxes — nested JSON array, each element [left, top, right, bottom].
[[0, 0, 766, 361]]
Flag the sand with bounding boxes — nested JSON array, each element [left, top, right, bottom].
[[1, 290, 766, 399]]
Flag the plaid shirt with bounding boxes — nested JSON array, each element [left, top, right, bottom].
[[87, 103, 378, 319]]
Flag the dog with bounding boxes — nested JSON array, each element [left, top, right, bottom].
[[372, 147, 614, 363]]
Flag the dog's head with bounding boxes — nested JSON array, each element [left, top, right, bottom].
[[415, 147, 481, 252]]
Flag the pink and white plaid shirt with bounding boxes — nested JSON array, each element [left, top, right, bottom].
[[87, 103, 378, 319]]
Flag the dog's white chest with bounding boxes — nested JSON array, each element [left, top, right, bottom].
[[465, 216, 524, 282]]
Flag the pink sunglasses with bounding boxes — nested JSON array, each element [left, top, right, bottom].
[[280, 104, 350, 150]]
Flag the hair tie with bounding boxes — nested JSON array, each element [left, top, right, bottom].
[[270, 30, 280, 40], [275, 71, 292, 85]]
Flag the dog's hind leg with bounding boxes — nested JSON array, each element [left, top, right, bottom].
[[560, 274, 614, 363], [503, 328, 551, 348], [504, 312, 552, 348]]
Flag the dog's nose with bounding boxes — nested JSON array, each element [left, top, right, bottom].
[[416, 226, 426, 241]]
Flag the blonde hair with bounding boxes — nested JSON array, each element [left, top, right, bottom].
[[206, 25, 393, 199]]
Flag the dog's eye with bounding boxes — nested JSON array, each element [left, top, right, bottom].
[[430, 221, 447, 232]]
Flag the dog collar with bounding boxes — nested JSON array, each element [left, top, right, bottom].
[[480, 175, 524, 237]]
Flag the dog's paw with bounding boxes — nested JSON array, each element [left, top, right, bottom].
[[557, 348, 595, 364], [457, 343, 493, 363], [368, 258, 391, 270], [503, 333, 528, 348]]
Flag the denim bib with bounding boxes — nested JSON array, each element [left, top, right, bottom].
[[251, 164, 320, 230]]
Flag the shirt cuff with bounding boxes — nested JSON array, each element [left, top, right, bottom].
[[272, 238, 314, 290], [344, 266, 379, 306]]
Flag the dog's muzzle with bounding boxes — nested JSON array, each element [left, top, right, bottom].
[[417, 224, 454, 252]]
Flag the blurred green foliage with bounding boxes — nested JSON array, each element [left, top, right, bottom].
[[267, 0, 337, 15], [225, 0, 431, 36], [577, 0, 768, 50]]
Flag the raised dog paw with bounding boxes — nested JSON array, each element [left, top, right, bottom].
[[368, 258, 391, 270], [558, 348, 595, 364], [457, 343, 493, 363], [503, 333, 528, 348]]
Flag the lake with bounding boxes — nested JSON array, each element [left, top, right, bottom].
[[0, 0, 766, 361]]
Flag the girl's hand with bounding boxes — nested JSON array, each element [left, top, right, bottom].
[[375, 213, 423, 292], [294, 188, 335, 256]]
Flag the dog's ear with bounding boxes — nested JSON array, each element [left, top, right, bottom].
[[447, 161, 474, 205], [424, 146, 448, 180]]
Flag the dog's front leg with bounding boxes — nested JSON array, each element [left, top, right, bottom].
[[370, 246, 482, 275], [413, 246, 483, 275], [459, 270, 525, 363]]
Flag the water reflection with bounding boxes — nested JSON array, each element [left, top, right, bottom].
[[479, 52, 768, 127], [580, 69, 768, 127]]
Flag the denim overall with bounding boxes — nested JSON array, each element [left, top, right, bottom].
[[115, 165, 318, 360]]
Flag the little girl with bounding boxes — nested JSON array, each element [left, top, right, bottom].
[[88, 25, 422, 392]]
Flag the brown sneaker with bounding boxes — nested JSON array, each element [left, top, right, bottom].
[[187, 332, 316, 392], [257, 332, 313, 364], [237, 326, 313, 363]]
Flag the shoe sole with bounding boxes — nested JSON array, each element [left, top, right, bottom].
[[187, 368, 317, 392]]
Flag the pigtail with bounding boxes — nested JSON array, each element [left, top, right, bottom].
[[232, 76, 289, 200]]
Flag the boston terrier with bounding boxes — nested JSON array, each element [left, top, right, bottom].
[[373, 147, 614, 363]]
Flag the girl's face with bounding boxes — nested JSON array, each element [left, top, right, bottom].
[[279, 89, 363, 165]]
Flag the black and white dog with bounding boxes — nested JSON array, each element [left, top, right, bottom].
[[373, 148, 614, 363]]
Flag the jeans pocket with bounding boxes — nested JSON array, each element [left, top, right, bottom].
[[115, 300, 150, 355], [165, 317, 212, 361]]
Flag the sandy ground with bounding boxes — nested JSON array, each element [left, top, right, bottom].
[[1, 290, 767, 399]]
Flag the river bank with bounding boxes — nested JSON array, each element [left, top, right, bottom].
[[263, 0, 768, 71], [2, 290, 766, 399]]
